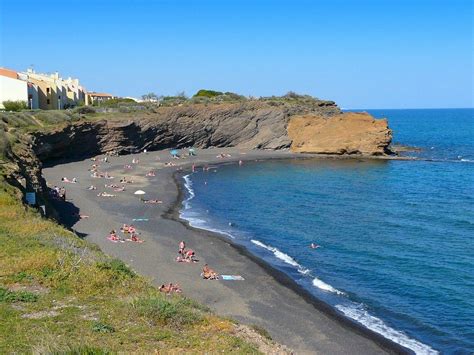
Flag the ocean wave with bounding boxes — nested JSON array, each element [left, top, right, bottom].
[[183, 174, 195, 204], [312, 278, 344, 295], [250, 239, 310, 275], [335, 304, 438, 355]]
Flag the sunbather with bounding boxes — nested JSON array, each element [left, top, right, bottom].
[[97, 192, 115, 197], [143, 199, 162, 204], [202, 264, 219, 280]]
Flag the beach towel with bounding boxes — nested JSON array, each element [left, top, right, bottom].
[[132, 218, 149, 221], [221, 275, 245, 281]]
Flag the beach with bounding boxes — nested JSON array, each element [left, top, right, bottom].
[[43, 148, 409, 354]]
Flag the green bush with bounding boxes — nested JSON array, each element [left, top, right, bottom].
[[0, 287, 38, 303], [2, 100, 28, 112], [100, 98, 136, 107], [193, 89, 224, 98], [96, 259, 136, 278], [73, 106, 96, 114], [131, 295, 203, 326], [91, 322, 115, 333]]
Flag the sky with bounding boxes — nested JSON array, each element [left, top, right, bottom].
[[0, 0, 472, 108]]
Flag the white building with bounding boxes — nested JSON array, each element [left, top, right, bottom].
[[0, 67, 29, 109]]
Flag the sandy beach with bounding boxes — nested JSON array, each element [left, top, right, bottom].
[[43, 148, 409, 354]]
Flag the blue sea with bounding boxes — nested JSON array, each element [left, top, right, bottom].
[[181, 108, 474, 354]]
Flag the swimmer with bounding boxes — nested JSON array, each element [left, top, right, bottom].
[[310, 243, 321, 249]]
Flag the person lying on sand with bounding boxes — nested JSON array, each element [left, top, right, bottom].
[[124, 164, 133, 170], [61, 177, 77, 183], [113, 186, 125, 192], [146, 170, 156, 177], [72, 212, 89, 219], [88, 185, 97, 190], [104, 172, 114, 179], [201, 264, 219, 280], [97, 192, 115, 197], [120, 177, 134, 184], [91, 171, 104, 178], [159, 283, 182, 294], [143, 199, 162, 204], [105, 184, 119, 189], [184, 249, 197, 262], [107, 230, 122, 242], [165, 162, 176, 167], [127, 233, 144, 243]]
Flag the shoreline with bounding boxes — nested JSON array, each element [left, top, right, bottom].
[[42, 149, 414, 354], [168, 167, 412, 354]]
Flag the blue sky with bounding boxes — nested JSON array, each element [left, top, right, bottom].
[[0, 0, 472, 108]]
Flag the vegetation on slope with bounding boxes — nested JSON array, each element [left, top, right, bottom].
[[0, 181, 276, 353]]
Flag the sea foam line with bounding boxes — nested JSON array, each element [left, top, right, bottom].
[[250, 239, 311, 276], [335, 304, 438, 355]]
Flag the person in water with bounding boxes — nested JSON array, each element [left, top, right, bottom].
[[310, 243, 321, 249]]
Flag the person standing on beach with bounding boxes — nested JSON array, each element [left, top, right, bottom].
[[179, 241, 186, 255]]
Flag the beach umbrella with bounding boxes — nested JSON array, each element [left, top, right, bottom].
[[170, 149, 179, 157], [134, 190, 146, 195]]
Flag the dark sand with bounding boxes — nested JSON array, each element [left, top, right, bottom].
[[43, 148, 409, 354]]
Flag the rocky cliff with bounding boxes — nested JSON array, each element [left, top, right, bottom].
[[32, 101, 343, 161], [288, 112, 392, 155]]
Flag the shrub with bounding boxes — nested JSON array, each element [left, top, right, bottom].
[[131, 295, 202, 326], [0, 287, 38, 303], [74, 106, 96, 114], [96, 259, 136, 278], [91, 322, 115, 333], [2, 100, 28, 112], [100, 98, 136, 107], [193, 89, 224, 98]]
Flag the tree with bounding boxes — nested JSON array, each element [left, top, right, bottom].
[[141, 93, 159, 102]]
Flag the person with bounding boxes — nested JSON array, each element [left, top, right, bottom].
[[239, 160, 243, 166], [179, 241, 186, 255], [202, 264, 218, 280], [310, 243, 321, 249], [184, 249, 196, 262], [108, 230, 119, 241]]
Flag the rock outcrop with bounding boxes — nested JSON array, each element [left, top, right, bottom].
[[32, 101, 342, 161], [288, 112, 392, 155]]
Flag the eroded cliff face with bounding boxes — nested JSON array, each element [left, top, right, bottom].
[[288, 112, 392, 155], [32, 101, 342, 161]]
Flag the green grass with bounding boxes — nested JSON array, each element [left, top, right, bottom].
[[0, 182, 263, 353]]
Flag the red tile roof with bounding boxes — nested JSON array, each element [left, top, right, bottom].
[[0, 67, 19, 79]]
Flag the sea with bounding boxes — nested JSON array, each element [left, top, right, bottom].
[[180, 108, 474, 354]]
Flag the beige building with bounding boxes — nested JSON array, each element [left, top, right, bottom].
[[85, 92, 115, 106], [23, 69, 86, 110]]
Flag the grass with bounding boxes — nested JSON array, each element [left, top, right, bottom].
[[0, 181, 263, 353]]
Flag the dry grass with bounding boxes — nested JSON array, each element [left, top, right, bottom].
[[0, 182, 263, 353]]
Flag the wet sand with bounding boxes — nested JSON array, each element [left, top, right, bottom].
[[43, 148, 409, 354]]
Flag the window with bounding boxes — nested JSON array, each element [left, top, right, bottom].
[[46, 88, 50, 94], [47, 99, 50, 104]]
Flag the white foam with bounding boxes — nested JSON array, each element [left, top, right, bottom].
[[335, 304, 438, 355], [251, 239, 310, 275], [312, 278, 344, 295]]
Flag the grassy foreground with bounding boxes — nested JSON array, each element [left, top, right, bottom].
[[0, 181, 271, 353]]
